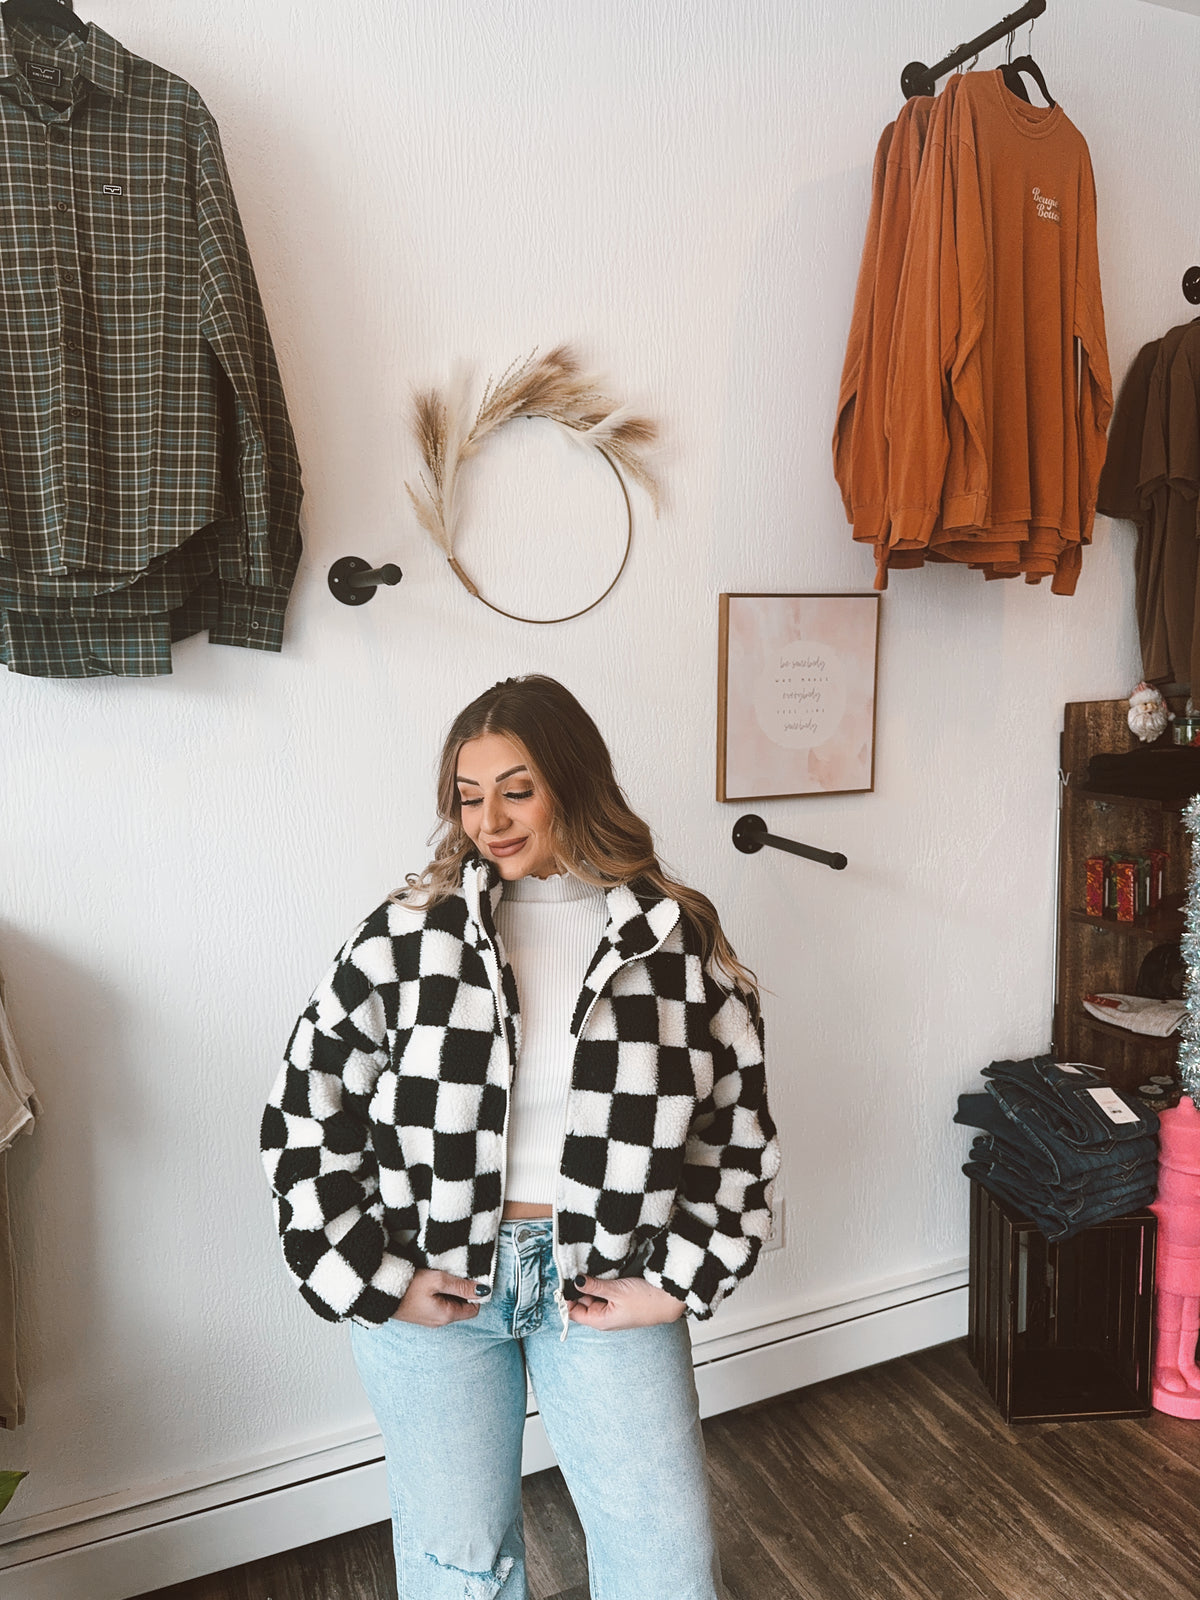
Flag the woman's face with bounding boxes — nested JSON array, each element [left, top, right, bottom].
[[455, 731, 559, 880]]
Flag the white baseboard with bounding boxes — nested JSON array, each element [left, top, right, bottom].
[[0, 1269, 967, 1600]]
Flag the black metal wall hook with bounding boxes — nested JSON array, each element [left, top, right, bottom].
[[732, 814, 848, 872], [328, 556, 404, 606], [901, 0, 1047, 99], [1184, 267, 1200, 307]]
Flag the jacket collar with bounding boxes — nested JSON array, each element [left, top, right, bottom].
[[600, 880, 681, 959], [461, 853, 504, 942], [460, 856, 681, 1040], [570, 882, 677, 1039], [460, 854, 680, 960]]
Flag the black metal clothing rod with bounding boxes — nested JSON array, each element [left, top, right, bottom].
[[345, 564, 402, 588], [756, 829, 848, 871], [327, 555, 404, 606], [731, 814, 848, 871], [901, 0, 1047, 99]]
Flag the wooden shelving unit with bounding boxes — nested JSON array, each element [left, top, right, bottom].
[[1065, 897, 1184, 941], [1053, 698, 1190, 1093], [1077, 1012, 1179, 1057]]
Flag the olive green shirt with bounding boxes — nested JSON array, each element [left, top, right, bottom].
[[0, 19, 301, 676]]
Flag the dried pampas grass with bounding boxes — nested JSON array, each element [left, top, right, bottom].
[[405, 346, 660, 621]]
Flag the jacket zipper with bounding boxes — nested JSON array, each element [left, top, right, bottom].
[[550, 1070, 576, 1339], [481, 916, 572, 1333], [477, 917, 516, 1299], [478, 882, 677, 1337], [476, 896, 574, 1335]]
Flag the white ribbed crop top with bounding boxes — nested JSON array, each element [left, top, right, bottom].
[[495, 871, 608, 1205]]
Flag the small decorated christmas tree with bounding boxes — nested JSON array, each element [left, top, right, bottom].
[[1179, 796, 1200, 1103], [1151, 795, 1200, 1416]]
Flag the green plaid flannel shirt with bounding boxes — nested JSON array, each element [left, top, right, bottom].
[[0, 19, 302, 677]]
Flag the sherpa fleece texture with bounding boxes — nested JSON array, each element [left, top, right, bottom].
[[261, 857, 779, 1324]]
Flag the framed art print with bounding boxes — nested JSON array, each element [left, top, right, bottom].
[[717, 592, 880, 801]]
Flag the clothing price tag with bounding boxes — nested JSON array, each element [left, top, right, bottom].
[[1086, 1086, 1142, 1125]]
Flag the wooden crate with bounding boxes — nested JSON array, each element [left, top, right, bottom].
[[967, 1180, 1156, 1423]]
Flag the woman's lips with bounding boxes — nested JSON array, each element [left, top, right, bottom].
[[487, 837, 528, 858]]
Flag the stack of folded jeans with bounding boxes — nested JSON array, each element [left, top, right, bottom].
[[955, 1056, 1159, 1241]]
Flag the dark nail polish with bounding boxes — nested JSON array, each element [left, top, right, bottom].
[[475, 1284, 490, 1297], [574, 1273, 587, 1288]]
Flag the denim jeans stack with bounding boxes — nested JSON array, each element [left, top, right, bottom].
[[955, 1056, 1159, 1241]]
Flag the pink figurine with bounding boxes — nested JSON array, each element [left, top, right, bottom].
[[1151, 1094, 1200, 1418]]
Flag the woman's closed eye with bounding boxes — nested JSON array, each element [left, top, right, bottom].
[[458, 788, 535, 806]]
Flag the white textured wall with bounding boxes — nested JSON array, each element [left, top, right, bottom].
[[1, 0, 1196, 1530]]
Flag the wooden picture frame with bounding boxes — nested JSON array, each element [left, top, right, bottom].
[[717, 592, 881, 802]]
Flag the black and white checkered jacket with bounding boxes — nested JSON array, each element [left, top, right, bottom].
[[261, 856, 779, 1326]]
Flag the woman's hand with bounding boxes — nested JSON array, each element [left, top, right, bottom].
[[567, 1275, 686, 1329], [391, 1268, 486, 1326]]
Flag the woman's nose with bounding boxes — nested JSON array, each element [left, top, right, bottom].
[[482, 793, 509, 835]]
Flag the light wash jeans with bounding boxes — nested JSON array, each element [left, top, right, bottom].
[[350, 1218, 725, 1600]]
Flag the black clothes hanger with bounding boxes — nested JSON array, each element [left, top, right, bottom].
[[1003, 53, 1055, 107], [0, 0, 89, 43], [999, 13, 1055, 107], [1000, 60, 1032, 103]]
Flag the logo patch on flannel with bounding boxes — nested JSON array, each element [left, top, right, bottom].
[[102, 184, 123, 196], [28, 64, 62, 88], [1032, 186, 1060, 224]]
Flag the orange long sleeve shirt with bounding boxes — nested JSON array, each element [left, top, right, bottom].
[[833, 119, 894, 521], [833, 94, 936, 553], [884, 71, 1111, 595]]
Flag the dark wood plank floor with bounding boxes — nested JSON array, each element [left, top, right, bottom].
[[137, 1340, 1200, 1600]]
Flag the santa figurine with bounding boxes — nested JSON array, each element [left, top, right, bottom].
[[1127, 682, 1172, 743]]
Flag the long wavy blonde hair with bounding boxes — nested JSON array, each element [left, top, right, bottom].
[[403, 675, 759, 1002]]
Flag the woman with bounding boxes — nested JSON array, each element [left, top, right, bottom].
[[261, 675, 779, 1600]]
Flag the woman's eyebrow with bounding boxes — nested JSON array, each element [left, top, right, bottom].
[[455, 764, 530, 786]]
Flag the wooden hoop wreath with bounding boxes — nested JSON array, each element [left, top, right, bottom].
[[405, 346, 660, 626]]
